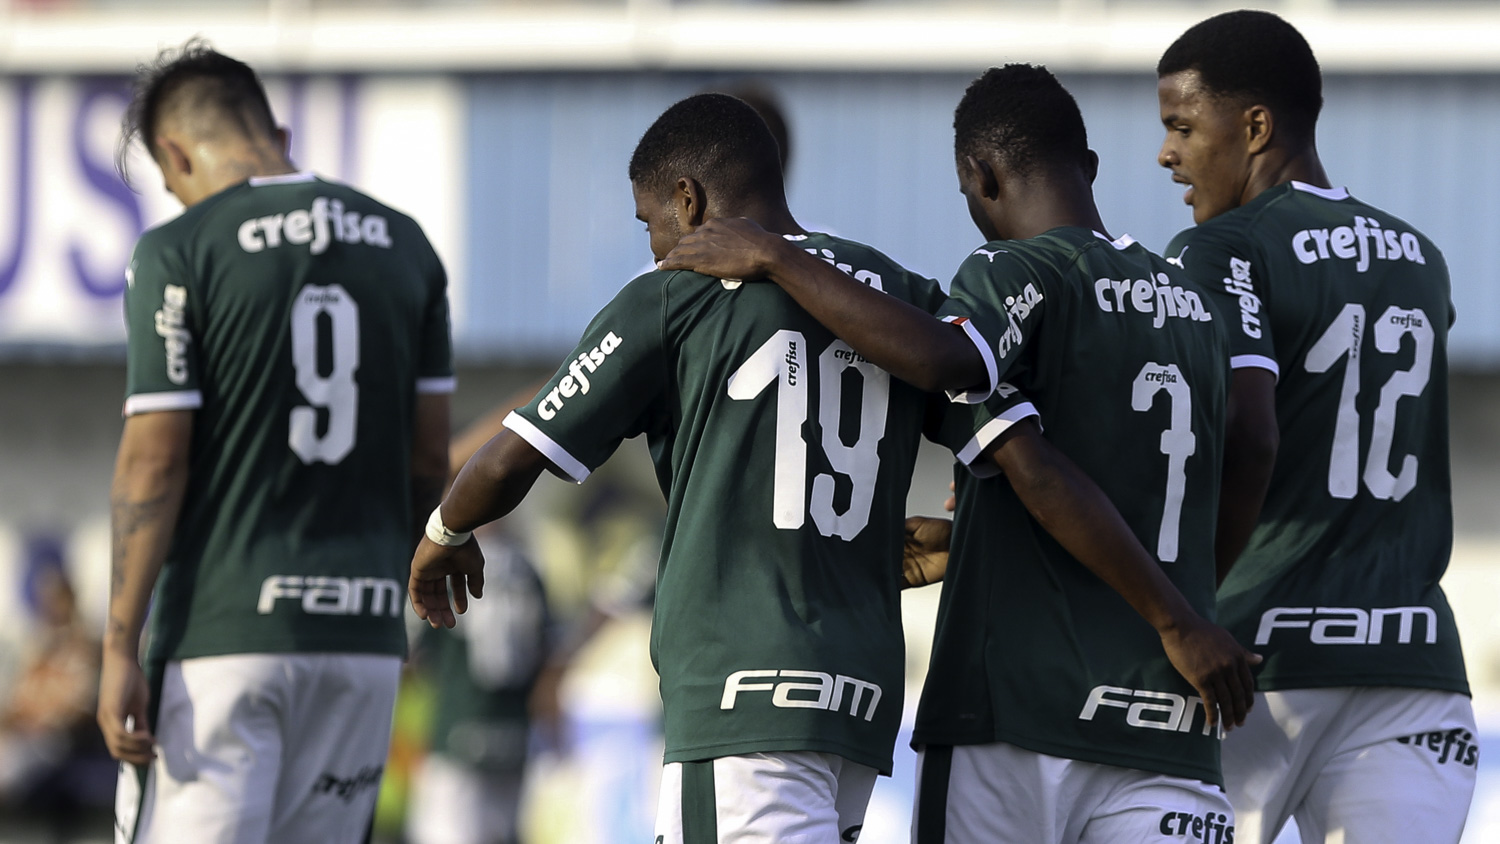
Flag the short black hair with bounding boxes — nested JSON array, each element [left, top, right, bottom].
[[953, 64, 1090, 179], [704, 80, 791, 176], [117, 38, 278, 184], [1158, 10, 1322, 141], [628, 93, 785, 204]]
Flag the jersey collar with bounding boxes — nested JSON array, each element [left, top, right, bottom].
[[1290, 181, 1350, 201], [248, 171, 318, 187], [1094, 231, 1137, 251]]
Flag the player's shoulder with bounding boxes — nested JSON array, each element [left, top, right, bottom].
[[808, 232, 942, 304]]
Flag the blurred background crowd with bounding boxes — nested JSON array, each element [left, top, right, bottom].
[[0, 0, 1498, 841]]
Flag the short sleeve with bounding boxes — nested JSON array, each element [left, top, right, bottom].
[[936, 247, 1048, 403], [505, 274, 669, 484], [926, 382, 1041, 479], [122, 232, 203, 416], [415, 240, 456, 395], [1167, 227, 1278, 378]]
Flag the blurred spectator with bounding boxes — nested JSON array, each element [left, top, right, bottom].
[[0, 536, 111, 816]]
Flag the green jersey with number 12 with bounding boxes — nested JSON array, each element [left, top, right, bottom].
[[123, 172, 454, 666], [918, 227, 1230, 785], [505, 233, 998, 774], [1167, 181, 1468, 696]]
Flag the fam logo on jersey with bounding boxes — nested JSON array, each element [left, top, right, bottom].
[[311, 765, 383, 803], [237, 196, 392, 256], [994, 282, 1044, 359], [1291, 216, 1425, 272], [805, 247, 885, 291], [1254, 606, 1438, 646], [720, 669, 883, 722], [1221, 257, 1263, 339], [154, 283, 191, 385], [1093, 273, 1213, 329], [536, 331, 624, 420], [1078, 685, 1219, 737], [1396, 727, 1480, 768], [257, 575, 403, 617], [1158, 810, 1234, 843]]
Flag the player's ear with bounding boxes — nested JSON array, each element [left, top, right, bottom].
[[155, 137, 192, 178], [274, 126, 292, 158], [1083, 149, 1100, 185], [968, 155, 1000, 202], [1245, 104, 1273, 155], [677, 177, 707, 228]]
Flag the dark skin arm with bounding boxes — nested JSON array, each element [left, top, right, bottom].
[[906, 419, 1261, 728], [660, 217, 988, 393], [409, 429, 550, 629], [410, 394, 451, 547], [98, 410, 193, 766], [447, 378, 549, 477], [1215, 369, 1279, 585]]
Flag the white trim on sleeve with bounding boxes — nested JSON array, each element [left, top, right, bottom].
[[416, 376, 457, 395], [954, 401, 1041, 478], [1230, 354, 1280, 381], [123, 390, 203, 417], [502, 411, 591, 484], [942, 315, 999, 405]]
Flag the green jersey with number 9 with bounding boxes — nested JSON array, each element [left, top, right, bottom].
[[918, 227, 1230, 786], [505, 233, 996, 775], [1167, 181, 1468, 697], [123, 172, 454, 667]]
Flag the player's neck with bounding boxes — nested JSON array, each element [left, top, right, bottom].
[[1005, 185, 1108, 242], [723, 199, 807, 238], [1245, 143, 1330, 204]]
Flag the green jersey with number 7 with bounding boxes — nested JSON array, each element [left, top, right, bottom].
[[1167, 181, 1468, 696], [917, 227, 1230, 785], [123, 171, 454, 666]]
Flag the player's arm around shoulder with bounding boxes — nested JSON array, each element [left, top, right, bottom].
[[99, 409, 194, 766]]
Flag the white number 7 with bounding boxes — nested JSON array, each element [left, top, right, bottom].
[[1131, 362, 1196, 563]]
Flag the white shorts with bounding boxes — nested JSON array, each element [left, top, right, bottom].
[[116, 652, 402, 844], [1222, 687, 1478, 844], [654, 751, 878, 844], [913, 742, 1235, 844], [405, 754, 524, 844]]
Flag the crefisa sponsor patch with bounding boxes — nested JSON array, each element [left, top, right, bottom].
[[1158, 810, 1234, 843], [1396, 727, 1480, 767]]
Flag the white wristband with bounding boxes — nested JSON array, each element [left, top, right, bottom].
[[425, 507, 472, 547]]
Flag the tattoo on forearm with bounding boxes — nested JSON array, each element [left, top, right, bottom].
[[110, 490, 171, 592]]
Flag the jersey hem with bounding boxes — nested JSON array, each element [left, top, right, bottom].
[[910, 727, 1221, 787], [152, 636, 407, 664], [955, 402, 1040, 478], [942, 316, 998, 404], [503, 411, 590, 483], [124, 390, 203, 416], [1250, 672, 1470, 696], [664, 738, 894, 777]]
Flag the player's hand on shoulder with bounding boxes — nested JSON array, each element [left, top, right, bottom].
[[97, 647, 155, 766], [1158, 614, 1263, 731], [903, 516, 953, 589], [658, 217, 786, 281], [408, 536, 486, 629]]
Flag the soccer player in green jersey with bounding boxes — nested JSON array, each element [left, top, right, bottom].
[[1156, 11, 1477, 843], [660, 65, 1259, 842], [99, 41, 453, 844]]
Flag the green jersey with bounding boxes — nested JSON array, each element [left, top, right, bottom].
[[506, 233, 977, 774], [1167, 181, 1468, 696], [917, 228, 1230, 785], [123, 172, 454, 666]]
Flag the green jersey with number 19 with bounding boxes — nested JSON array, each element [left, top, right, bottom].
[[504, 233, 1005, 774], [123, 172, 454, 667], [1167, 181, 1468, 696], [919, 227, 1230, 786]]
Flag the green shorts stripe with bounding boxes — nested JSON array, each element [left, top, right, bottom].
[[916, 745, 953, 844], [681, 759, 718, 844]]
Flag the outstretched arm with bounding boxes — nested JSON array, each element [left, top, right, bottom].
[[409, 428, 549, 629], [99, 410, 193, 766], [660, 217, 987, 392], [988, 420, 1261, 729], [1215, 369, 1278, 585]]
